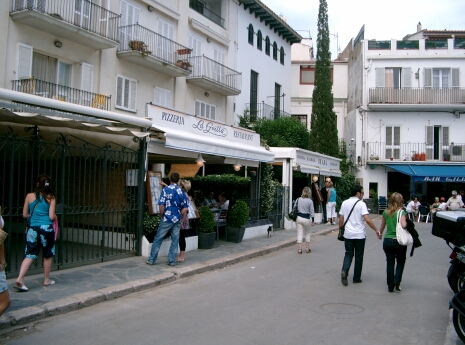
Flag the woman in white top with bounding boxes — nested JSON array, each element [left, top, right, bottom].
[[295, 187, 315, 254]]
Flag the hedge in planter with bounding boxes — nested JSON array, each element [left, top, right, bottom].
[[226, 201, 249, 243], [143, 212, 160, 243], [197, 206, 216, 249]]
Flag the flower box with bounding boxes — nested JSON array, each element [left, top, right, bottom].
[[177, 48, 191, 55]]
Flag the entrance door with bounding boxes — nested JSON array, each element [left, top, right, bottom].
[[426, 126, 449, 160], [274, 83, 281, 119]]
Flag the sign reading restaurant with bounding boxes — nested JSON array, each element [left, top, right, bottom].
[[149, 105, 260, 146], [295, 149, 340, 171]]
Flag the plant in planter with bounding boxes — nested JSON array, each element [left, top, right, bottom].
[[143, 211, 160, 243], [226, 200, 249, 243], [197, 206, 216, 249]]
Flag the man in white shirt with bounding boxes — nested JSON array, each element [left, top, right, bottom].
[[339, 185, 380, 286], [406, 197, 420, 220], [438, 197, 448, 211], [447, 190, 464, 210]]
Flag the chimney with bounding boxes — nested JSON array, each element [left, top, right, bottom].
[[417, 22, 422, 32]]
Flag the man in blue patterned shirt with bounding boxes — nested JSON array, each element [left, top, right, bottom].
[[146, 172, 188, 266]]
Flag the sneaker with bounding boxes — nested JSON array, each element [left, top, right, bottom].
[[395, 284, 401, 292], [167, 262, 176, 267], [353, 280, 362, 284], [326, 222, 332, 225], [341, 271, 348, 286], [146, 260, 154, 265], [332, 222, 337, 225]]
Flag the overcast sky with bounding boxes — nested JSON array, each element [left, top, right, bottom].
[[263, 0, 465, 58]]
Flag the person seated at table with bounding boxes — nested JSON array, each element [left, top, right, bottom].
[[438, 197, 447, 211], [203, 192, 217, 208], [218, 192, 229, 211], [406, 197, 420, 220], [430, 197, 441, 218]]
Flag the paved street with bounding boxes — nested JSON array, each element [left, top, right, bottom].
[[0, 220, 461, 345]]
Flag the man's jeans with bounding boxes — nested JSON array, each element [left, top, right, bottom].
[[322, 203, 327, 223], [341, 238, 366, 282], [383, 238, 407, 288], [147, 220, 180, 265]]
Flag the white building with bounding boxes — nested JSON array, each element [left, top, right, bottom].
[[346, 25, 465, 202]]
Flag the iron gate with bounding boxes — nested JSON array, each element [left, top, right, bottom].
[[0, 127, 141, 277]]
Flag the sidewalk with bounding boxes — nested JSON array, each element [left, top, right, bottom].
[[0, 219, 364, 330]]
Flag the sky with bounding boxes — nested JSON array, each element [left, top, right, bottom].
[[262, 0, 465, 59]]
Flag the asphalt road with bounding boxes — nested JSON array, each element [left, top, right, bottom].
[[0, 221, 461, 345]]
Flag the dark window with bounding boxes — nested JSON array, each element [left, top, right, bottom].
[[257, 30, 262, 50], [248, 24, 254, 45], [292, 115, 307, 127], [274, 83, 281, 119], [250, 70, 258, 121], [272, 42, 278, 60], [265, 37, 270, 56], [280, 47, 285, 65]]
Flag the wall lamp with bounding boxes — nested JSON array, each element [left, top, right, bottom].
[[204, 92, 209, 97], [54, 40, 63, 48], [195, 153, 205, 167], [148, 5, 154, 12], [233, 160, 242, 172]]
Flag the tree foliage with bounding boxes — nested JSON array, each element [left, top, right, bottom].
[[335, 140, 356, 210], [309, 0, 339, 157]]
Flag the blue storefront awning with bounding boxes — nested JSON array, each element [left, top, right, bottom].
[[385, 165, 465, 182]]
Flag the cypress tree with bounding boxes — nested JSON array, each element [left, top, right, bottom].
[[309, 0, 339, 156]]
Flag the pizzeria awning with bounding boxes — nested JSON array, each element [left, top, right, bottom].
[[385, 164, 465, 182]]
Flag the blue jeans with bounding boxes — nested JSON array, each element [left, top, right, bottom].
[[383, 238, 407, 289], [341, 238, 366, 282], [147, 220, 180, 265]]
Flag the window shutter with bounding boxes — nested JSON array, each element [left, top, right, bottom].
[[200, 103, 206, 117], [120, 1, 127, 26], [452, 68, 460, 88], [166, 90, 172, 107], [375, 68, 385, 87], [81, 63, 93, 92], [205, 104, 211, 119], [426, 126, 433, 145], [123, 78, 129, 108], [210, 105, 216, 120], [129, 80, 137, 110], [443, 127, 449, 145], [116, 76, 123, 107], [195, 100, 200, 116], [424, 68, 432, 88], [18, 43, 33, 79], [402, 68, 411, 88], [393, 127, 400, 145], [154, 87, 161, 105], [385, 126, 392, 145]]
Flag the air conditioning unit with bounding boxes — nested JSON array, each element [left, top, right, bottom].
[[451, 145, 463, 161]]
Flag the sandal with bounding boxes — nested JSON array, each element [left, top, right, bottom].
[[306, 248, 311, 253], [175, 257, 185, 263], [14, 282, 28, 292], [298, 249, 302, 254]]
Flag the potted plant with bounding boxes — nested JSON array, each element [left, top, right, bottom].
[[129, 40, 145, 51], [175, 60, 183, 68], [143, 211, 160, 243], [226, 201, 249, 243], [197, 206, 216, 249], [177, 48, 191, 55]]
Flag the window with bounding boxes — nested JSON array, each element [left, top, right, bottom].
[[280, 47, 285, 65], [158, 19, 175, 60], [424, 68, 459, 88], [213, 49, 225, 83], [300, 66, 315, 84], [292, 115, 307, 127], [195, 100, 216, 120], [257, 30, 262, 51], [265, 36, 270, 56], [120, 1, 141, 44], [375, 67, 411, 88], [426, 126, 449, 160], [116, 75, 137, 111], [250, 71, 258, 120], [274, 83, 281, 119], [248, 24, 254, 45], [154, 87, 172, 108], [272, 42, 278, 60], [385, 126, 400, 159]]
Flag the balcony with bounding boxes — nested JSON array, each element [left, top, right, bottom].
[[189, 0, 225, 28], [369, 88, 465, 112], [12, 78, 111, 111], [245, 102, 291, 122], [367, 142, 465, 162], [10, 0, 120, 49], [117, 24, 192, 78], [186, 56, 241, 96]]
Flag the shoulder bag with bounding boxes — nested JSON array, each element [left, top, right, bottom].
[[338, 200, 360, 241], [396, 210, 413, 246], [288, 198, 299, 222]]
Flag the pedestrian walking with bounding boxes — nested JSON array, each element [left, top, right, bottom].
[[176, 180, 192, 263], [295, 187, 315, 254], [17, 174, 57, 291], [378, 192, 408, 292], [339, 184, 380, 286], [146, 172, 188, 267], [321, 181, 329, 224], [0, 201, 11, 315], [326, 181, 337, 225]]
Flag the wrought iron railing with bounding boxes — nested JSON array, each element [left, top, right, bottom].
[[10, 0, 120, 42], [367, 142, 465, 162], [118, 24, 192, 68], [187, 55, 241, 92], [245, 102, 291, 121], [369, 88, 465, 104], [12, 78, 111, 111], [189, 0, 225, 28]]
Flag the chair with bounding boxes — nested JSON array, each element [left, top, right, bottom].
[[417, 205, 430, 223], [215, 209, 228, 240], [378, 196, 387, 214]]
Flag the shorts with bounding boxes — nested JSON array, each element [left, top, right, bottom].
[[0, 271, 7, 293], [24, 224, 55, 259]]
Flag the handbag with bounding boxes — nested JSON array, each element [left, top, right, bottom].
[[338, 200, 360, 241], [396, 210, 413, 246], [288, 198, 299, 221]]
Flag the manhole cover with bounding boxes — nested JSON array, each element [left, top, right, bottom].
[[320, 303, 364, 315]]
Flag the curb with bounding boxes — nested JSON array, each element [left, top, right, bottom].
[[0, 226, 339, 331]]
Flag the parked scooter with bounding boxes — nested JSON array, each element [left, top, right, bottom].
[[447, 242, 465, 293], [450, 289, 465, 342]]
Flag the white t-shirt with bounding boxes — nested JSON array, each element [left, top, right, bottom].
[[340, 197, 369, 239], [406, 200, 420, 213], [221, 200, 229, 210], [438, 202, 447, 211]]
